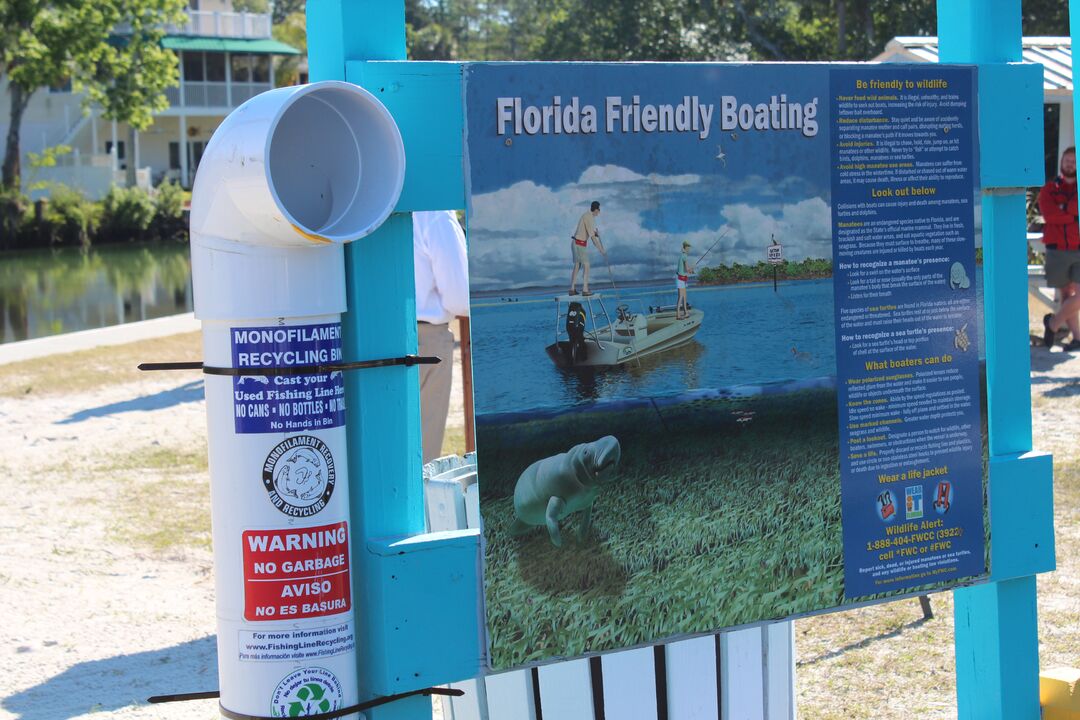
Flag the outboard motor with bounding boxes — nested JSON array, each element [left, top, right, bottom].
[[565, 301, 588, 364]]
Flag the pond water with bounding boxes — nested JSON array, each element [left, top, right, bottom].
[[0, 242, 192, 344]]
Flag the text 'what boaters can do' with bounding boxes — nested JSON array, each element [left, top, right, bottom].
[[497, 94, 820, 140]]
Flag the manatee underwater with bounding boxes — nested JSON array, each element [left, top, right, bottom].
[[510, 435, 621, 547]]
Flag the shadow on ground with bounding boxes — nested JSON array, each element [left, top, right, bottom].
[[56, 380, 204, 425], [2, 636, 217, 720], [796, 612, 932, 668]]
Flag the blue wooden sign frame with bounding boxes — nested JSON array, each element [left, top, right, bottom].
[[306, 1, 1056, 717]]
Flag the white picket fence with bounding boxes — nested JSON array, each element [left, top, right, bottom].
[[423, 456, 796, 720]]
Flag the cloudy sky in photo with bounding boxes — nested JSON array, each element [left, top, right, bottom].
[[468, 164, 832, 292]]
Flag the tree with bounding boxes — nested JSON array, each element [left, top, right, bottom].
[[0, 0, 186, 192], [273, 10, 307, 85]]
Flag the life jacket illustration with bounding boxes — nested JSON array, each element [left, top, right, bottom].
[[877, 490, 896, 521], [933, 481, 952, 514]]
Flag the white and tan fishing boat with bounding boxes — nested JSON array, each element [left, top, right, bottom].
[[545, 293, 703, 367]]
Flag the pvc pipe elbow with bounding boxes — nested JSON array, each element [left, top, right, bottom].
[[189, 81, 405, 320]]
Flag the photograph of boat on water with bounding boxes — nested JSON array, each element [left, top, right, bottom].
[[464, 63, 988, 671]]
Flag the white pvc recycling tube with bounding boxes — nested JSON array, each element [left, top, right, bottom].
[[190, 81, 404, 718]]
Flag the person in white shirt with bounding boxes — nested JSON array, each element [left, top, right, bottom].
[[413, 210, 470, 463]]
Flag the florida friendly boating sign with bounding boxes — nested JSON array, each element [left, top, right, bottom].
[[464, 62, 986, 671]]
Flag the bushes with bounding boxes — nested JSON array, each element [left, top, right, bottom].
[[100, 186, 156, 242], [152, 181, 186, 241], [43, 187, 99, 247], [696, 258, 834, 285], [0, 183, 188, 248]]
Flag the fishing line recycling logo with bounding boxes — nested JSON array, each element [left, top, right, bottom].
[[263, 436, 336, 517], [271, 667, 343, 717]]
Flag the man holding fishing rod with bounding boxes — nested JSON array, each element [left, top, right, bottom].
[[675, 240, 695, 319], [676, 233, 725, 319], [569, 201, 606, 296]]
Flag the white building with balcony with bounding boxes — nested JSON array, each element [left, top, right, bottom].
[[0, 0, 300, 197]]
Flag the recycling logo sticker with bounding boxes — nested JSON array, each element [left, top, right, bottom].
[[262, 436, 336, 517], [271, 667, 343, 718]]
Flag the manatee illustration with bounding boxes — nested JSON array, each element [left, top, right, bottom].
[[949, 261, 971, 290], [510, 436, 621, 547], [277, 448, 325, 500]]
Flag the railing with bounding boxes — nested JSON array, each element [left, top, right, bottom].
[[116, 10, 272, 39], [164, 81, 273, 109]]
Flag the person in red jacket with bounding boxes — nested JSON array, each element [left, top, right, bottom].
[[1040, 146, 1080, 350]]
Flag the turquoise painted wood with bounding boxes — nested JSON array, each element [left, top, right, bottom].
[[308, 5, 479, 720], [987, 453, 1055, 582], [307, 0, 405, 81], [362, 530, 483, 693], [976, 64, 1045, 191], [954, 577, 1040, 718], [982, 190, 1035, 454], [347, 61, 466, 212], [937, 0, 1022, 64], [939, 1, 1052, 718]]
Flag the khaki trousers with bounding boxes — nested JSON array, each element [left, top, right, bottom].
[[418, 321, 455, 464]]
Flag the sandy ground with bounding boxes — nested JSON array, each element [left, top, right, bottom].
[[0, 325, 1074, 720], [0, 331, 463, 720]]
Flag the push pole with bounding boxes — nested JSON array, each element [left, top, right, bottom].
[[939, 1, 1055, 718], [307, 3, 430, 720]]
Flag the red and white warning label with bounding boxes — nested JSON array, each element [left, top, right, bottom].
[[242, 521, 351, 621]]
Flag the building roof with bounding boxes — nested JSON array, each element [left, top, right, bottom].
[[162, 36, 301, 55], [874, 36, 1072, 97]]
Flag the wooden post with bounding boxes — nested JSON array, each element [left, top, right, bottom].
[[308, 4, 429, 720], [458, 315, 476, 453], [939, 2, 1055, 718]]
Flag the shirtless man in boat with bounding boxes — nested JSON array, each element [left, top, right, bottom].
[[569, 201, 605, 296]]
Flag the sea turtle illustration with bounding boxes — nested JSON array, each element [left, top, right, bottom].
[[954, 323, 971, 352], [510, 436, 621, 547]]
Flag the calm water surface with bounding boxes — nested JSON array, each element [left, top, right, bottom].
[[471, 277, 984, 416], [0, 242, 192, 344]]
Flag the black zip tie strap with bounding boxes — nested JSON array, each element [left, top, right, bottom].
[[138, 355, 441, 376], [147, 686, 464, 718]]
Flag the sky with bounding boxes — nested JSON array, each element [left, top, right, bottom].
[[464, 63, 836, 291], [467, 165, 832, 290]]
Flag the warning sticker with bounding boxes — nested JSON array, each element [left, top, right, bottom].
[[230, 323, 346, 434], [238, 620, 355, 663], [243, 522, 351, 621]]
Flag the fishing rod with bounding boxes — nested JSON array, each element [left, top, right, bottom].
[[602, 248, 623, 304], [695, 229, 730, 266]]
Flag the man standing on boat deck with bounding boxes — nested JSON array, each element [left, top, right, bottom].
[[569, 201, 605, 296], [676, 240, 695, 319], [414, 210, 470, 463]]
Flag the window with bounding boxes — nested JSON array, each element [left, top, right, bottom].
[[105, 140, 125, 160], [105, 140, 126, 169], [188, 0, 199, 8], [206, 53, 226, 82], [48, 78, 72, 94], [183, 52, 205, 82], [169, 142, 181, 170], [231, 54, 251, 82], [189, 141, 206, 171], [252, 55, 270, 83]]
